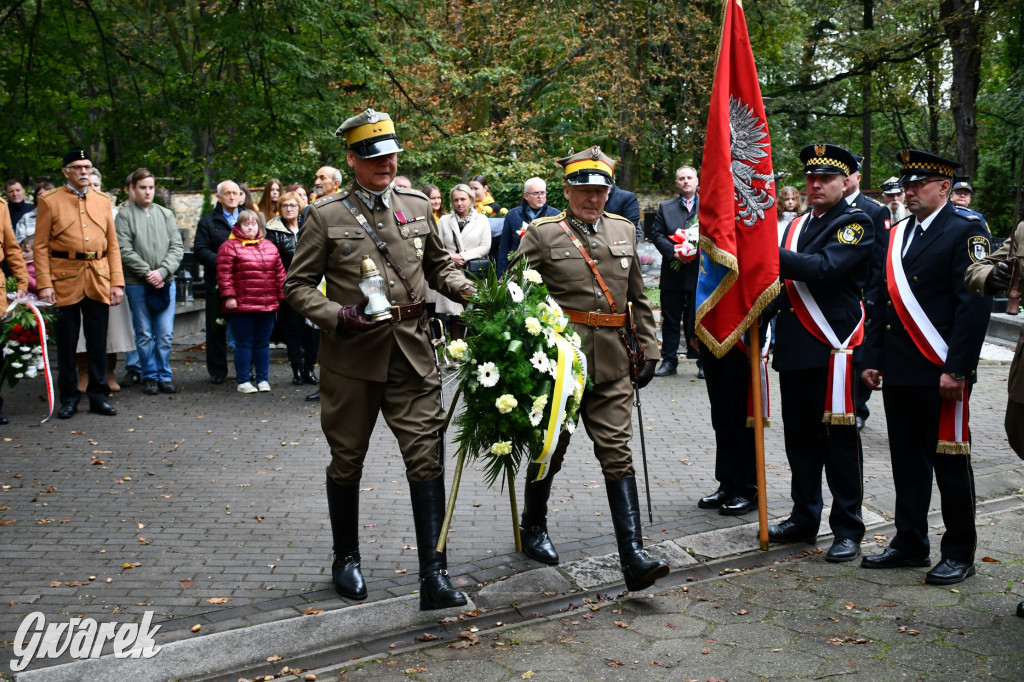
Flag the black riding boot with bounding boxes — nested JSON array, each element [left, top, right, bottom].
[[520, 474, 559, 565], [606, 476, 669, 591], [292, 365, 303, 385], [409, 475, 468, 611], [326, 474, 367, 600]]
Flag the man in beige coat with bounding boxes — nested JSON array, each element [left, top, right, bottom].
[[35, 148, 124, 419], [285, 109, 472, 611], [510, 146, 666, 592]]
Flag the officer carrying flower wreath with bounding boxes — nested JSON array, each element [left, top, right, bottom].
[[509, 146, 668, 592]]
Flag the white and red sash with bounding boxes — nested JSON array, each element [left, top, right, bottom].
[[783, 214, 865, 425], [886, 219, 970, 454]]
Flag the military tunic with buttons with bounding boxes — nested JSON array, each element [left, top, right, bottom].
[[862, 201, 991, 562], [284, 183, 469, 485], [512, 210, 657, 480], [0, 197, 29, 293]]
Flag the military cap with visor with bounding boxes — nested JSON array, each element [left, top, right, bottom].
[[336, 108, 404, 159], [881, 177, 902, 195], [896, 149, 960, 184], [62, 147, 90, 167], [557, 146, 616, 187], [952, 179, 974, 193], [799, 143, 857, 177]]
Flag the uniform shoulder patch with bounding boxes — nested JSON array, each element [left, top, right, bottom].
[[952, 205, 979, 221], [314, 192, 345, 208], [394, 186, 427, 201], [967, 235, 990, 263], [41, 187, 60, 200], [533, 212, 565, 226], [837, 223, 865, 245]]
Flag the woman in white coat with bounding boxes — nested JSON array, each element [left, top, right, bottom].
[[435, 184, 491, 339]]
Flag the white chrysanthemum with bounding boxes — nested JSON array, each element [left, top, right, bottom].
[[477, 362, 499, 387], [10, 362, 23, 369], [573, 379, 584, 402], [448, 339, 469, 361], [19, 346, 31, 353], [532, 394, 549, 412], [14, 373, 24, 379], [523, 269, 542, 284], [530, 351, 549, 373], [25, 365, 37, 378], [524, 317, 542, 336], [495, 394, 518, 414], [507, 281, 524, 303], [491, 441, 512, 456]]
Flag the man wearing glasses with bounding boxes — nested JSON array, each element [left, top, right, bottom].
[[194, 180, 244, 384], [496, 177, 560, 277], [860, 150, 991, 585], [34, 148, 125, 418]]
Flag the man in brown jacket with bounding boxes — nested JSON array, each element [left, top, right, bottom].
[[284, 109, 472, 611], [511, 146, 667, 592], [0, 197, 30, 425], [34, 148, 124, 418]]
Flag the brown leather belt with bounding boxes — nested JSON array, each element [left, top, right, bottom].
[[50, 250, 106, 261], [565, 308, 627, 327], [390, 301, 425, 322]]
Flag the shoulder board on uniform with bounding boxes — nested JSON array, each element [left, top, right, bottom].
[[533, 212, 566, 226], [864, 195, 885, 208], [393, 186, 427, 201], [951, 205, 980, 222], [41, 187, 60, 200], [602, 211, 631, 222], [313, 191, 345, 208], [93, 189, 112, 202], [846, 206, 864, 214]]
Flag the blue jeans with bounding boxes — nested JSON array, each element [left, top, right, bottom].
[[125, 282, 176, 382], [228, 311, 275, 384]]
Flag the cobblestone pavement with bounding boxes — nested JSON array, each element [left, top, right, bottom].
[[324, 503, 1024, 682], [0, 343, 1022, 669]]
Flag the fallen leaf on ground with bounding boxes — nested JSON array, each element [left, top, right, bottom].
[[981, 556, 1001, 563], [521, 672, 534, 680], [179, 579, 194, 589], [614, 619, 628, 628], [303, 607, 324, 616], [605, 659, 623, 667], [206, 597, 229, 604], [266, 654, 282, 662], [416, 633, 437, 642], [405, 667, 428, 674]]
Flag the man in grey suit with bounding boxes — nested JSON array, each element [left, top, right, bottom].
[[650, 166, 700, 377]]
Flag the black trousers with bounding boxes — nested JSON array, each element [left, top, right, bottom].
[[55, 297, 109, 406], [699, 341, 756, 496], [659, 288, 696, 360], [882, 385, 977, 561], [279, 299, 318, 372], [204, 284, 228, 380], [778, 368, 864, 541]]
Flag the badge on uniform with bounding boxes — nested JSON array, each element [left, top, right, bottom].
[[968, 235, 989, 263], [341, 243, 353, 256], [413, 236, 424, 260], [620, 257, 629, 269], [837, 223, 865, 245]]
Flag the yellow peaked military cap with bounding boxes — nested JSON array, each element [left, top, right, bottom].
[[557, 146, 615, 186], [335, 108, 404, 159]]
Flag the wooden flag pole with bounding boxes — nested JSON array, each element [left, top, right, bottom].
[[748, 321, 769, 550]]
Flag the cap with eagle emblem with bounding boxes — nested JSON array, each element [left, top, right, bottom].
[[557, 146, 615, 187], [896, 149, 960, 184], [799, 143, 857, 177], [336, 108, 404, 159]]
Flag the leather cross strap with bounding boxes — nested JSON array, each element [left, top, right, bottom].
[[556, 220, 617, 313], [341, 195, 421, 304]]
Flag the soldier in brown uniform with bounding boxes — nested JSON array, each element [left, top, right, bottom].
[[0, 197, 30, 425], [511, 146, 667, 591], [965, 218, 1024, 618], [34, 148, 124, 419], [284, 109, 472, 611]]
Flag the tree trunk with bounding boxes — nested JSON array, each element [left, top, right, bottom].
[[940, 0, 985, 179]]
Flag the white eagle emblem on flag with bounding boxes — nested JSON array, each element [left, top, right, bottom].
[[729, 95, 776, 227]]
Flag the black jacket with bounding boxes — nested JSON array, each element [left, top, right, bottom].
[[847, 191, 891, 307], [650, 195, 699, 291], [605, 186, 642, 245], [772, 200, 874, 372], [862, 202, 992, 386], [193, 203, 234, 286], [496, 201, 561, 276]]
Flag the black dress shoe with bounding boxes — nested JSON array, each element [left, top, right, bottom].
[[653, 360, 677, 377], [767, 519, 817, 544], [860, 546, 931, 569], [720, 493, 757, 516], [57, 404, 77, 419], [292, 369, 304, 385], [697, 488, 730, 509], [0, 411, 9, 425], [209, 375, 225, 384], [302, 369, 319, 385], [1016, 601, 1024, 618], [90, 401, 117, 416], [157, 382, 178, 394], [697, 366, 705, 380], [305, 389, 320, 402], [142, 379, 159, 396], [826, 537, 861, 563], [925, 558, 976, 585], [521, 525, 559, 565]]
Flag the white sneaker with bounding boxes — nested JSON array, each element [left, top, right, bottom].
[[257, 381, 271, 392], [237, 382, 258, 394]]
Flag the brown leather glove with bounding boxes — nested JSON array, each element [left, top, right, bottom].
[[337, 297, 386, 334], [635, 359, 657, 389], [458, 283, 476, 305], [987, 260, 1013, 292]]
